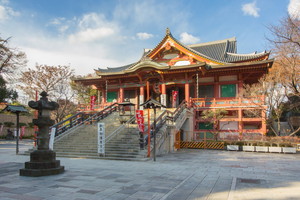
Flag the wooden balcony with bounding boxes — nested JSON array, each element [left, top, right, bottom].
[[191, 96, 265, 108]]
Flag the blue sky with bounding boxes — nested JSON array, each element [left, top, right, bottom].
[[0, 0, 298, 75]]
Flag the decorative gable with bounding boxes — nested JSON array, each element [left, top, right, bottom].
[[147, 29, 223, 66]]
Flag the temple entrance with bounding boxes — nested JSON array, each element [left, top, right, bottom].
[[166, 85, 185, 108]]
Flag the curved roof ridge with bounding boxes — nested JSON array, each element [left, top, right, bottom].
[[188, 37, 236, 48], [226, 50, 269, 56]]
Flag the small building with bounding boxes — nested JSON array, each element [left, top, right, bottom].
[[75, 29, 273, 140]]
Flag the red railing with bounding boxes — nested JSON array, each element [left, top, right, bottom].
[[191, 96, 265, 108]]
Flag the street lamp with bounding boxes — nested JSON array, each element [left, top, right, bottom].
[[1, 105, 28, 154], [140, 98, 166, 161]]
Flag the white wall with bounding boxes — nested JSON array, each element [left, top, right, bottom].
[[220, 121, 238, 130]]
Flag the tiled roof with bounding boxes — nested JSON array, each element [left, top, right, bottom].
[[188, 38, 269, 63], [96, 49, 152, 73], [96, 64, 133, 73]]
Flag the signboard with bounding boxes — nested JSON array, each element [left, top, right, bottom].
[[90, 95, 97, 110], [97, 123, 105, 154], [135, 110, 144, 132], [49, 127, 56, 150]]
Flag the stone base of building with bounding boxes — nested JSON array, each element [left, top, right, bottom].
[[20, 150, 64, 177]]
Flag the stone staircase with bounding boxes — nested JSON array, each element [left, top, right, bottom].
[[25, 107, 172, 161], [53, 112, 148, 161], [104, 124, 148, 161]]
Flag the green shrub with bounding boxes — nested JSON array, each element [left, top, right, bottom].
[[21, 135, 35, 139], [4, 122, 14, 127], [28, 123, 34, 128], [19, 123, 27, 127]]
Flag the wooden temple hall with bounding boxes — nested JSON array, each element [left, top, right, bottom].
[[75, 28, 273, 139]]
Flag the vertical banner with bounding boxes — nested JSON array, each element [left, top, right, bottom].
[[90, 95, 97, 110], [49, 127, 56, 150], [20, 126, 26, 140], [172, 90, 178, 107], [97, 123, 105, 154], [135, 110, 144, 132]]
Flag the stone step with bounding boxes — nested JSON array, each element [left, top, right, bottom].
[[54, 144, 97, 147], [103, 153, 145, 159], [105, 149, 140, 155], [54, 146, 97, 149], [56, 152, 99, 157], [54, 149, 98, 153], [105, 145, 140, 149], [106, 145, 139, 148]]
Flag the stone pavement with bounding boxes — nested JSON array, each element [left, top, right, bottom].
[[0, 140, 300, 200]]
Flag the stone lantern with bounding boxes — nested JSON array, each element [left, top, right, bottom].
[[20, 91, 64, 177]]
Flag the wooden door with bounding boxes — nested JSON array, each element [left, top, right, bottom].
[[174, 131, 181, 149]]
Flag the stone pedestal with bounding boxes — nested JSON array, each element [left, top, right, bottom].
[[20, 150, 64, 177]]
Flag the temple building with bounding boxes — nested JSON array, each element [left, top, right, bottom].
[[75, 28, 273, 140]]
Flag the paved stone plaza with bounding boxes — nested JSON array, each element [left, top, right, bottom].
[[0, 140, 300, 200]]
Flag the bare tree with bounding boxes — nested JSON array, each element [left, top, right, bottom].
[[243, 15, 300, 136], [0, 36, 27, 102], [268, 16, 300, 96], [19, 65, 76, 123], [0, 36, 27, 76]]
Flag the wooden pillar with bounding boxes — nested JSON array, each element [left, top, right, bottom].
[[214, 76, 219, 98], [261, 108, 267, 135], [160, 83, 166, 109], [135, 88, 138, 110], [97, 89, 101, 104], [139, 86, 144, 110], [185, 82, 190, 106], [238, 108, 243, 136], [238, 73, 243, 95], [101, 88, 106, 103], [119, 87, 124, 103], [146, 81, 150, 100]]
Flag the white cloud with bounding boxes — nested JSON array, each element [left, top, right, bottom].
[[22, 46, 124, 75], [136, 32, 153, 40], [242, 1, 260, 18], [0, 5, 6, 20], [68, 27, 115, 43], [0, 4, 19, 21], [288, 0, 300, 20], [67, 13, 119, 43], [179, 32, 200, 44], [49, 17, 65, 25]]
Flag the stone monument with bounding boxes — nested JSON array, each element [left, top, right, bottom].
[[20, 91, 64, 176]]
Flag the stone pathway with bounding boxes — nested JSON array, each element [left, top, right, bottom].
[[0, 140, 300, 199]]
